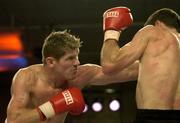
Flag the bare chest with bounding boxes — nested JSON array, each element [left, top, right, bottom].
[[30, 80, 65, 106], [29, 80, 70, 123]]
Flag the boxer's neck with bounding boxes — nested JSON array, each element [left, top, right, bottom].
[[43, 65, 67, 88]]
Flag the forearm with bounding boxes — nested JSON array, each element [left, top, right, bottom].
[[101, 39, 120, 64], [101, 7, 133, 74], [101, 39, 125, 74], [7, 108, 40, 123]]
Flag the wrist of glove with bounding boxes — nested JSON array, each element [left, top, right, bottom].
[[36, 87, 85, 121], [104, 30, 121, 42], [103, 6, 133, 42]]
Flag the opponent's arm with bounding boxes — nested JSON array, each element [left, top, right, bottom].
[[101, 7, 150, 75], [92, 62, 138, 85]]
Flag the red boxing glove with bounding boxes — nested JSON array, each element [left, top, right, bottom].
[[36, 87, 85, 121], [103, 7, 133, 41]]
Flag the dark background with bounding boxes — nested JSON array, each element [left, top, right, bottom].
[[0, 0, 179, 123]]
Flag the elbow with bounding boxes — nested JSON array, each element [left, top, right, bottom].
[[101, 58, 128, 75], [7, 112, 23, 123], [102, 63, 119, 75]]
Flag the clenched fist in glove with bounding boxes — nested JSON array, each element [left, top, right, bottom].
[[103, 7, 133, 41], [36, 87, 85, 121]]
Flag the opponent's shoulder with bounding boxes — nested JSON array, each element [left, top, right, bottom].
[[143, 25, 177, 41], [139, 25, 157, 34], [137, 25, 160, 40]]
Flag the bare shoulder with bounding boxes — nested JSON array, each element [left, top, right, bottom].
[[71, 64, 102, 87], [13, 67, 32, 82], [78, 63, 101, 72], [137, 25, 160, 40], [139, 25, 158, 35], [143, 25, 178, 41], [14, 64, 39, 79], [79, 63, 101, 68], [12, 64, 41, 88], [77, 64, 102, 77]]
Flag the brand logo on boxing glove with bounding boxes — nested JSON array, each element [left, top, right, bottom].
[[62, 90, 74, 105], [106, 11, 119, 18]]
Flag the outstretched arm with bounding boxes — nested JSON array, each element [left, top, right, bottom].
[[74, 62, 138, 86], [90, 61, 139, 85]]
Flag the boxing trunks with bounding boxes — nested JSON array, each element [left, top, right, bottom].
[[134, 109, 180, 123]]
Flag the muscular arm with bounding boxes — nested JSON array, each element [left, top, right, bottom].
[[90, 61, 139, 85], [7, 69, 40, 123], [101, 26, 153, 75], [74, 62, 138, 86]]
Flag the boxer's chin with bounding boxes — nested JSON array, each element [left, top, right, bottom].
[[67, 72, 77, 80]]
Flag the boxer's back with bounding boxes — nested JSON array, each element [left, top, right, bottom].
[[173, 34, 180, 109], [136, 26, 180, 109]]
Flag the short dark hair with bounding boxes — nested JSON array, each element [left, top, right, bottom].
[[42, 30, 82, 63], [144, 8, 180, 32]]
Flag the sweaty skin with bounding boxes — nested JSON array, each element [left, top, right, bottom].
[[136, 25, 180, 109], [7, 49, 138, 123], [101, 23, 180, 110]]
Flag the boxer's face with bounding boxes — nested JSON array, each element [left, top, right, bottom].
[[55, 48, 80, 80]]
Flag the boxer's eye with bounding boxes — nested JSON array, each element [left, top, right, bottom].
[[67, 56, 76, 60]]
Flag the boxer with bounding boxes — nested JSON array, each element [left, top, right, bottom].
[[101, 7, 180, 122], [6, 30, 138, 123]]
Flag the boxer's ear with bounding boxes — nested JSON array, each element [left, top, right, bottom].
[[46, 57, 56, 68], [155, 20, 161, 26], [155, 20, 166, 27]]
